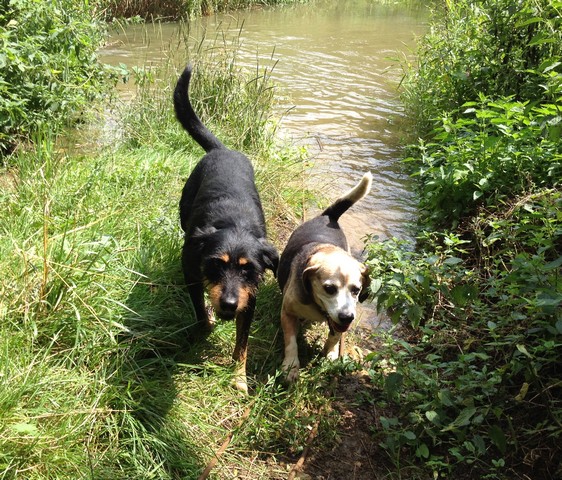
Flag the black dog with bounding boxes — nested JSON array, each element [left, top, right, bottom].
[[174, 65, 279, 393]]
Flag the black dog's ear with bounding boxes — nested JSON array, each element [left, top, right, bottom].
[[191, 226, 218, 253], [259, 239, 279, 276], [192, 225, 217, 239], [359, 263, 371, 303]]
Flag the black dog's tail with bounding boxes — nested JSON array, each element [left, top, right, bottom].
[[322, 172, 373, 221], [173, 64, 225, 152]]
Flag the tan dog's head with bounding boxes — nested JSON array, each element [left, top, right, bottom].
[[302, 246, 370, 332]]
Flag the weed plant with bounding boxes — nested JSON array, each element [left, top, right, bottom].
[[364, 0, 562, 478], [0, 25, 336, 480]]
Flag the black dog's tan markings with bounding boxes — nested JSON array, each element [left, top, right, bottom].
[[277, 173, 372, 383], [174, 65, 279, 393]]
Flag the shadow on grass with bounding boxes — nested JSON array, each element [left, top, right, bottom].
[[107, 239, 287, 475], [108, 242, 209, 477]]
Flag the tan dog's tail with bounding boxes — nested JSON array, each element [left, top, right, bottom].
[[322, 172, 372, 221]]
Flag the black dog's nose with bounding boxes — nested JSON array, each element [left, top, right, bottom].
[[338, 312, 354, 324], [220, 296, 238, 313]]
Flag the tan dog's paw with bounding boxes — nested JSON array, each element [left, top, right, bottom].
[[232, 376, 248, 394], [325, 347, 340, 361], [281, 358, 300, 384], [232, 364, 248, 394]]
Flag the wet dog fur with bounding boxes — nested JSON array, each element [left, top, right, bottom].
[[174, 65, 279, 393], [277, 172, 372, 383]]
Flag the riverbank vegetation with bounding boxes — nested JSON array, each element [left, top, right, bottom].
[[3, 0, 561, 478], [0, 20, 336, 479], [365, 0, 561, 478], [0, 0, 306, 155], [0, 0, 113, 155], [96, 0, 307, 21]]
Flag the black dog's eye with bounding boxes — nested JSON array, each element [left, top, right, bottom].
[[212, 258, 226, 268], [323, 284, 337, 295], [350, 286, 361, 297], [207, 255, 229, 273], [238, 257, 257, 273]]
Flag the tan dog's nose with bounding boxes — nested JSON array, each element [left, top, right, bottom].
[[338, 311, 354, 324]]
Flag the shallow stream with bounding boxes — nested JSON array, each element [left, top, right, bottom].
[[100, 0, 428, 329]]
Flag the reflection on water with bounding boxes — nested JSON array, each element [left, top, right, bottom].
[[100, 0, 428, 329]]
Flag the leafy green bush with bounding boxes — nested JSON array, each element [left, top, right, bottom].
[[406, 90, 562, 229], [364, 0, 562, 477], [0, 0, 111, 154], [402, 0, 562, 134], [366, 189, 561, 478]]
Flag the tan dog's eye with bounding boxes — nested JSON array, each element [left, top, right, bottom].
[[350, 286, 361, 297], [323, 284, 337, 295]]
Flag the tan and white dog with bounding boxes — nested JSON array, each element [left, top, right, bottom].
[[277, 172, 372, 382]]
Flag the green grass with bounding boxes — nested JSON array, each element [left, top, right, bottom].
[[0, 45, 340, 478]]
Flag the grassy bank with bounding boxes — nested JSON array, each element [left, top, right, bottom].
[[364, 1, 562, 478], [0, 36, 350, 477]]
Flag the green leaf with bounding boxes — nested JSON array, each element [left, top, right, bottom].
[[516, 344, 532, 358], [403, 431, 417, 441], [515, 16, 543, 27], [406, 304, 423, 326], [442, 407, 476, 431], [380, 416, 399, 430], [473, 435, 486, 454], [416, 443, 430, 459], [451, 284, 478, 307], [438, 389, 454, 407], [529, 33, 557, 46], [370, 278, 383, 294], [542, 61, 561, 74], [544, 256, 562, 270], [11, 423, 39, 435], [473, 190, 483, 200], [444, 257, 463, 265], [489, 425, 507, 454], [384, 372, 403, 397], [536, 292, 562, 308], [426, 410, 441, 425]]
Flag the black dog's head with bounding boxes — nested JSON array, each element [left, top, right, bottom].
[[194, 226, 279, 320]]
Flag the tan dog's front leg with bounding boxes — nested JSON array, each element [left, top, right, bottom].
[[322, 330, 343, 360], [281, 307, 300, 383]]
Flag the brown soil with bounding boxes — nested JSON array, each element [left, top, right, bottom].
[[282, 325, 404, 480], [299, 371, 388, 480]]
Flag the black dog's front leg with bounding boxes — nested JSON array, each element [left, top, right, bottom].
[[183, 240, 212, 329], [232, 295, 256, 394], [186, 282, 212, 329]]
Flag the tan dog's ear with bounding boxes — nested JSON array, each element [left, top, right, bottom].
[[359, 263, 370, 303], [302, 263, 320, 295]]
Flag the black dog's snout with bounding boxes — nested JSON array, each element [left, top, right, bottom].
[[338, 311, 355, 324], [220, 295, 238, 313]]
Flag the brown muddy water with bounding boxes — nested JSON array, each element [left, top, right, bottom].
[[100, 0, 428, 330]]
